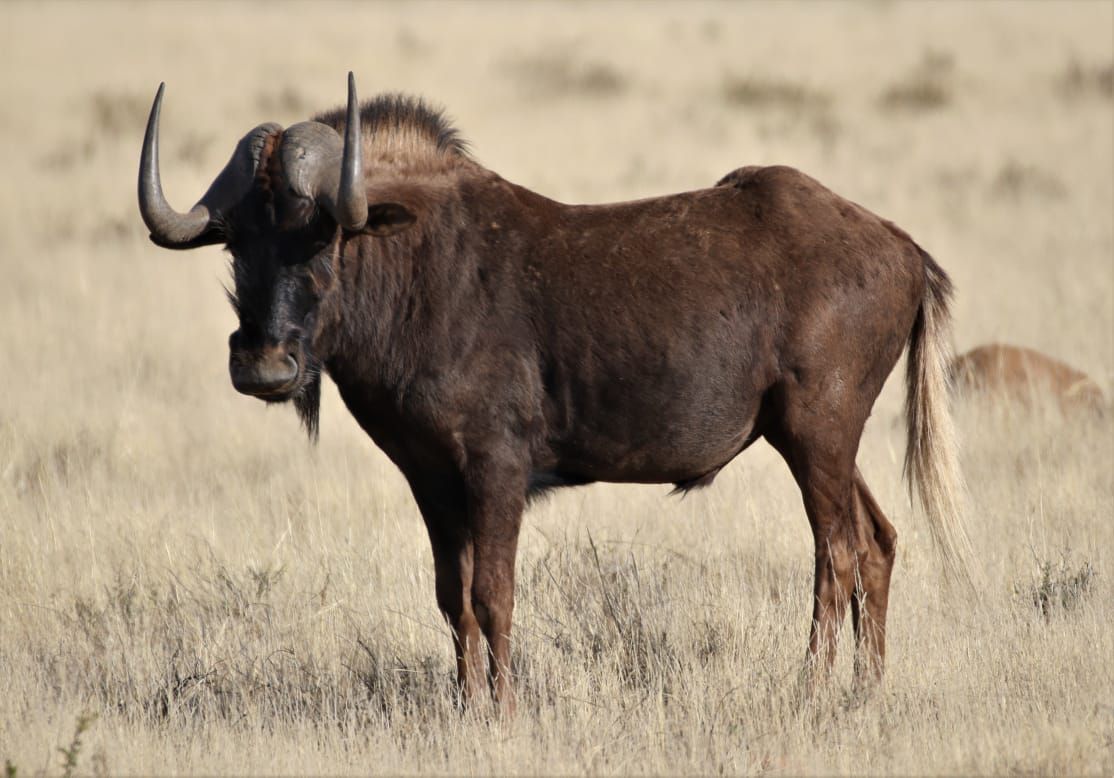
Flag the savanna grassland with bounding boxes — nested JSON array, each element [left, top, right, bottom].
[[1, 1, 1112, 774]]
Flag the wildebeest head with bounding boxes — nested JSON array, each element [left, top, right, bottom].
[[138, 74, 378, 437]]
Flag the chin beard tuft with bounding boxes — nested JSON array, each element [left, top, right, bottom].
[[293, 363, 322, 442]]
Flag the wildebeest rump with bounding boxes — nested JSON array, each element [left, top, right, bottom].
[[138, 74, 972, 712], [951, 343, 1105, 415]]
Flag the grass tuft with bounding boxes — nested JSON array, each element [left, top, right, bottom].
[[879, 50, 955, 111], [1016, 554, 1097, 619], [257, 86, 311, 118], [990, 160, 1066, 200], [503, 52, 628, 99], [1057, 59, 1114, 100], [89, 91, 149, 135], [721, 74, 830, 112]]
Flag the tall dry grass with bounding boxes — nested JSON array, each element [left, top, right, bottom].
[[1, 1, 1112, 774]]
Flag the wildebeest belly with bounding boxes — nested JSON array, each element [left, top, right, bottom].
[[539, 312, 775, 485]]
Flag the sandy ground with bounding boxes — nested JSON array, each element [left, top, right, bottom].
[[1, 1, 1112, 774]]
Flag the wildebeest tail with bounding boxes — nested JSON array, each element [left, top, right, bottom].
[[904, 248, 975, 589]]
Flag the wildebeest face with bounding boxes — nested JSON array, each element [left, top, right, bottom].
[[138, 74, 370, 438], [223, 195, 331, 381], [224, 191, 338, 425]]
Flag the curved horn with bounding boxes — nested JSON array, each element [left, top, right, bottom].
[[139, 82, 281, 249], [138, 83, 211, 247], [280, 73, 367, 232], [337, 72, 367, 231]]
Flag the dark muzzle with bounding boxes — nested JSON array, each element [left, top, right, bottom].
[[229, 349, 299, 397]]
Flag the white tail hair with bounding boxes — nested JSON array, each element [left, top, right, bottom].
[[904, 250, 976, 588]]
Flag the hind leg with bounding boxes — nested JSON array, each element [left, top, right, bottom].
[[766, 425, 861, 687], [850, 468, 898, 687]]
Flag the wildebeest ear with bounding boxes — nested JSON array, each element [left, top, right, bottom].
[[363, 202, 416, 236]]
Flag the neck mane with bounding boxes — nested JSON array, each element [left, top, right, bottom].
[[313, 93, 470, 176]]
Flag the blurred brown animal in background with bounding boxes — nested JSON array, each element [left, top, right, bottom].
[[950, 343, 1105, 415]]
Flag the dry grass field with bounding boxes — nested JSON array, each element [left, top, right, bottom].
[[2, 1, 1112, 774]]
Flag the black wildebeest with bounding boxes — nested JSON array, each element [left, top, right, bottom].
[[139, 74, 972, 713]]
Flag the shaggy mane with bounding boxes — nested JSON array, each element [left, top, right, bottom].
[[313, 93, 469, 164]]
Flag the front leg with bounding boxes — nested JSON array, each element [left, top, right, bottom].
[[465, 450, 528, 717], [411, 485, 486, 705]]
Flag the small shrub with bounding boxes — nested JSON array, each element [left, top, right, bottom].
[[257, 86, 310, 118], [1057, 60, 1113, 100], [879, 50, 955, 112], [58, 713, 97, 778], [722, 74, 829, 112], [880, 78, 949, 111], [1016, 554, 1097, 618], [38, 90, 146, 170], [504, 52, 627, 99], [989, 160, 1066, 200], [249, 563, 286, 598], [90, 216, 143, 242], [395, 27, 426, 56], [89, 91, 149, 135], [175, 132, 213, 167], [38, 139, 96, 172], [353, 637, 452, 717], [14, 430, 105, 499]]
